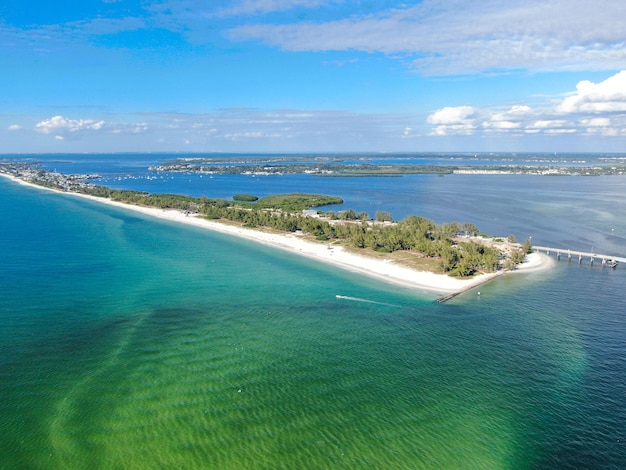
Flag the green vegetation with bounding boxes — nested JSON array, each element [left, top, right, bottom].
[[375, 211, 393, 222], [73, 185, 511, 277], [0, 162, 527, 278], [254, 194, 343, 211], [233, 194, 259, 202]]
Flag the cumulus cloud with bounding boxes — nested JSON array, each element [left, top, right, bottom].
[[229, 0, 626, 75], [580, 118, 611, 127], [8, 124, 22, 131], [428, 71, 626, 138], [483, 120, 522, 130], [482, 105, 533, 132], [35, 116, 106, 134], [427, 106, 475, 125], [530, 120, 568, 129], [427, 106, 476, 135], [32, 115, 152, 140], [557, 71, 626, 113]]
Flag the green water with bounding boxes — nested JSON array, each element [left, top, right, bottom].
[[1, 178, 624, 469]]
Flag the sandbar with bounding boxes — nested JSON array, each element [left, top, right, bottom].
[[1, 172, 553, 296]]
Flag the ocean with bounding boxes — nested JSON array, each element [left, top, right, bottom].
[[1, 153, 625, 469]]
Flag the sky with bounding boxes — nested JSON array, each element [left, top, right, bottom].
[[1, 0, 626, 154]]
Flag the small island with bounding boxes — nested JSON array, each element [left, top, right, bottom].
[[0, 161, 549, 298]]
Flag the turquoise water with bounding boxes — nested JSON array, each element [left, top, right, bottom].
[[1, 173, 626, 468]]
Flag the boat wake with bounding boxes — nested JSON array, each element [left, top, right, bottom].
[[335, 295, 400, 307]]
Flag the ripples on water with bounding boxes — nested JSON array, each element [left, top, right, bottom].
[[1, 162, 625, 468]]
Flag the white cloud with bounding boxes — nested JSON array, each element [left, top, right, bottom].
[[229, 0, 626, 75], [8, 124, 22, 131], [557, 71, 626, 113], [32, 115, 152, 140], [491, 105, 532, 121], [482, 105, 533, 132], [427, 106, 475, 125], [427, 106, 476, 135], [428, 71, 626, 138], [35, 116, 107, 134], [579, 117, 626, 136], [544, 129, 577, 134], [483, 120, 521, 130], [580, 118, 611, 127], [530, 120, 568, 129]]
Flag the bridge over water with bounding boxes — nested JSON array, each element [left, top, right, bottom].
[[533, 246, 625, 266], [435, 245, 623, 304]]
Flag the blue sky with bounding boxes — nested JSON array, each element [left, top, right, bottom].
[[1, 0, 625, 153]]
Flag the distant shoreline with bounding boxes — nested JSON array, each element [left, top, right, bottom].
[[0, 172, 553, 297]]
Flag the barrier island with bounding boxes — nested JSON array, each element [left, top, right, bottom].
[[0, 161, 550, 296]]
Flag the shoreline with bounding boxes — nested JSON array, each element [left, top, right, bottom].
[[0, 172, 553, 296]]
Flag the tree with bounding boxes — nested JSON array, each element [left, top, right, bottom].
[[439, 246, 459, 272], [340, 209, 358, 220], [450, 258, 473, 277], [375, 210, 393, 222], [462, 223, 479, 236]]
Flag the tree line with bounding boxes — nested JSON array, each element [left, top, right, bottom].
[[78, 185, 522, 277]]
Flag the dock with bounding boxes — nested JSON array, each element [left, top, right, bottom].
[[532, 246, 625, 266]]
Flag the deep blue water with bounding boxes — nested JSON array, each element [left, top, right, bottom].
[[1, 153, 625, 468]]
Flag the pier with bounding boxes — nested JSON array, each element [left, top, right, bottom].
[[532, 246, 625, 266], [436, 246, 623, 304]]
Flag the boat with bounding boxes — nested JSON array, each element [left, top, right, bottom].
[[605, 259, 618, 268]]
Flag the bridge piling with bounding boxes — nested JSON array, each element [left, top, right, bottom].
[[533, 245, 624, 268]]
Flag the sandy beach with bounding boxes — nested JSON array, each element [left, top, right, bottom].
[[1, 172, 553, 295]]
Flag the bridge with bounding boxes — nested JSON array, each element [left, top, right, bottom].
[[435, 245, 622, 304], [533, 246, 625, 266]]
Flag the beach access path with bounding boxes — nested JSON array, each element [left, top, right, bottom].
[[0, 172, 553, 296]]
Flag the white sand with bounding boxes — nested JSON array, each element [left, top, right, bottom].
[[1, 173, 554, 295]]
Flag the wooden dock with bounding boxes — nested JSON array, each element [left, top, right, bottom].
[[532, 246, 625, 266]]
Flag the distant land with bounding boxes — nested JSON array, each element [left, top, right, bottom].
[[148, 154, 626, 177]]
